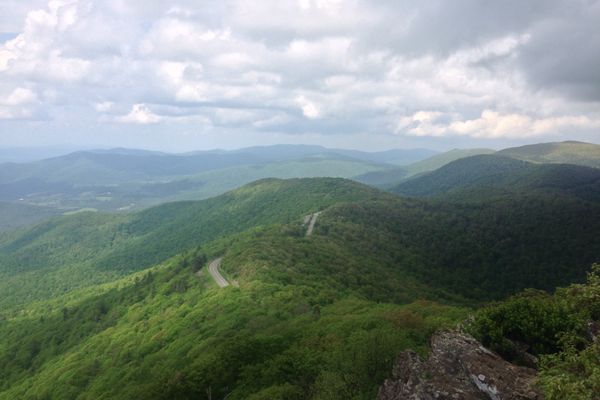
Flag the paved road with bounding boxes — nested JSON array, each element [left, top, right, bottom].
[[206, 257, 230, 287], [306, 212, 322, 236], [204, 212, 322, 289]]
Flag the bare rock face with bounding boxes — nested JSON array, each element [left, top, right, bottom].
[[377, 330, 543, 400]]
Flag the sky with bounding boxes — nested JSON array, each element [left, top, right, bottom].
[[0, 0, 599, 152]]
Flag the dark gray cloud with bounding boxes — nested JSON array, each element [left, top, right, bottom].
[[516, 0, 600, 101], [364, 0, 561, 56]]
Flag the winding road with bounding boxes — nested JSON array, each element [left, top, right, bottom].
[[203, 211, 323, 288], [206, 257, 230, 287], [306, 212, 322, 236]]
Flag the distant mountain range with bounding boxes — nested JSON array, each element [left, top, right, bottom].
[[0, 145, 433, 228], [497, 140, 600, 168], [356, 141, 600, 188], [0, 141, 598, 231]]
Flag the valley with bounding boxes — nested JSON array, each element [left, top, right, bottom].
[[0, 141, 597, 399], [0, 146, 427, 224]]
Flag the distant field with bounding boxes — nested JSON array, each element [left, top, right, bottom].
[[63, 208, 98, 215]]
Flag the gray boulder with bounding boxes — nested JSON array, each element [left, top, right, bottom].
[[377, 330, 543, 400]]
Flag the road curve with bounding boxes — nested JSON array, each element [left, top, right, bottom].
[[206, 212, 323, 288], [206, 257, 230, 288], [306, 212, 322, 236]]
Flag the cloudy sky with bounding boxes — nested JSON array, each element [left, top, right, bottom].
[[0, 0, 599, 151]]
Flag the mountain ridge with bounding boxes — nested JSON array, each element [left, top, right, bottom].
[[392, 154, 600, 200], [498, 140, 600, 168]]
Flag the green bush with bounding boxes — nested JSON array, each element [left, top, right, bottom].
[[470, 265, 600, 399]]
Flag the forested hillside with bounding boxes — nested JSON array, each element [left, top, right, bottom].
[[498, 141, 600, 168], [0, 178, 383, 310], [357, 141, 600, 191], [403, 148, 495, 176], [393, 154, 600, 200], [0, 219, 467, 399], [0, 202, 62, 232], [0, 160, 598, 399], [0, 145, 426, 219], [0, 180, 598, 398], [350, 148, 495, 189], [318, 196, 599, 299]]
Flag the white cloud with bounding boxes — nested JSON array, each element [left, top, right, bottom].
[[0, 2, 90, 82], [1, 87, 37, 106], [396, 111, 448, 136], [449, 110, 532, 138], [117, 104, 161, 124], [398, 109, 600, 139], [0, 87, 39, 120], [0, 0, 599, 148], [139, 18, 232, 58], [448, 111, 600, 138], [530, 116, 600, 135], [0, 48, 16, 72], [296, 95, 321, 119], [94, 101, 113, 112], [211, 52, 256, 70]]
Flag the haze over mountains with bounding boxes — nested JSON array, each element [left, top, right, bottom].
[[0, 145, 434, 220], [1, 141, 598, 232], [0, 140, 598, 399]]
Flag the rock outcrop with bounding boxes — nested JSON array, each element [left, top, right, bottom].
[[377, 330, 543, 400]]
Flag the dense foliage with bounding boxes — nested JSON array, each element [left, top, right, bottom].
[[393, 154, 600, 200], [0, 187, 597, 397], [0, 224, 467, 399], [469, 265, 600, 400], [352, 167, 408, 188], [403, 148, 495, 176], [0, 202, 61, 232], [4, 170, 599, 312], [320, 194, 600, 300], [0, 178, 383, 310], [0, 159, 598, 399]]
